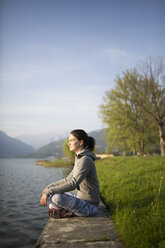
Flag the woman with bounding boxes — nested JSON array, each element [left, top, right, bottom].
[[40, 129, 100, 219]]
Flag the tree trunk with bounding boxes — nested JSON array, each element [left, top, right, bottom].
[[132, 145, 136, 155], [122, 150, 126, 156], [158, 122, 165, 156], [141, 140, 145, 156]]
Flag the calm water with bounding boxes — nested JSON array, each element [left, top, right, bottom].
[[0, 158, 69, 248]]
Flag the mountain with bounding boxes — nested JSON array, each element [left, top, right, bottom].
[[16, 129, 69, 149], [24, 139, 64, 159], [0, 131, 35, 158], [23, 129, 107, 159], [88, 129, 107, 152]]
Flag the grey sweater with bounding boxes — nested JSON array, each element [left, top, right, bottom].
[[45, 149, 100, 206]]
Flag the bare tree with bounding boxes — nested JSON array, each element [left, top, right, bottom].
[[137, 57, 165, 156]]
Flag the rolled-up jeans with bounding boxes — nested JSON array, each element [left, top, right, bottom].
[[49, 192, 99, 217]]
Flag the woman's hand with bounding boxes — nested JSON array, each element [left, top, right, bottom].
[[42, 187, 48, 195], [40, 194, 47, 206]]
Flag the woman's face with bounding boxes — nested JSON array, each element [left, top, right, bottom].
[[68, 134, 83, 153]]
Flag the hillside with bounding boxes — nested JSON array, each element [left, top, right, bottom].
[[24, 129, 106, 158], [0, 131, 34, 157], [16, 129, 69, 149], [88, 129, 106, 152], [24, 139, 64, 158]]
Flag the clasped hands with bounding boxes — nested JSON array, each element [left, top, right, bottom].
[[40, 187, 48, 206]]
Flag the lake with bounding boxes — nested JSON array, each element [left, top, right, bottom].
[[0, 158, 69, 248]]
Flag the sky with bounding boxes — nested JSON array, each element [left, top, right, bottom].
[[0, 0, 165, 137]]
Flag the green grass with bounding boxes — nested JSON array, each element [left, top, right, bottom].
[[35, 159, 72, 167], [95, 156, 165, 248]]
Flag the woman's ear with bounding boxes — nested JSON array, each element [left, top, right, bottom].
[[79, 140, 84, 146]]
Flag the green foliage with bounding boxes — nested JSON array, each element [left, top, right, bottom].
[[96, 156, 165, 248], [99, 57, 165, 155], [100, 69, 158, 155], [63, 138, 75, 164]]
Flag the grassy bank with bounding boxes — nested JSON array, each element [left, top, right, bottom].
[[35, 159, 72, 167], [95, 156, 165, 248]]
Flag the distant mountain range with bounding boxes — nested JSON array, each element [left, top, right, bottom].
[[16, 129, 69, 149], [0, 131, 34, 158], [0, 129, 107, 159], [23, 129, 107, 159], [23, 139, 65, 159]]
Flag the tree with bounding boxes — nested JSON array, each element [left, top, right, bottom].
[[63, 138, 75, 164], [99, 67, 159, 156], [133, 57, 165, 156]]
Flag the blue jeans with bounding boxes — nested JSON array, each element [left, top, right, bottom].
[[49, 192, 98, 217]]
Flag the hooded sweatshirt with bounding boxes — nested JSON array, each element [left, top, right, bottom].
[[45, 149, 100, 206]]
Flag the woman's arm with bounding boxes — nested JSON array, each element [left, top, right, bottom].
[[42, 169, 74, 195], [40, 169, 74, 205], [44, 157, 91, 197]]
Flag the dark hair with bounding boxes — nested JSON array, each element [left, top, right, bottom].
[[70, 129, 95, 151]]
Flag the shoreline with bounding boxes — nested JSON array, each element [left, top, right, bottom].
[[34, 159, 72, 168]]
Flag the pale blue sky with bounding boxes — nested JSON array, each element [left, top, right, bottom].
[[0, 0, 165, 137]]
